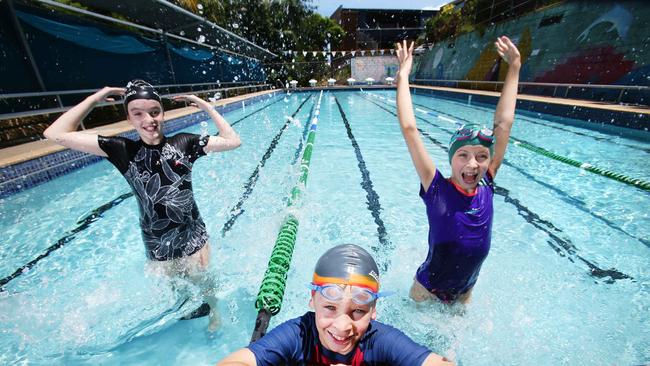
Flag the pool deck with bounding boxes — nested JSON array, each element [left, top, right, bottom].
[[1, 85, 648, 169]]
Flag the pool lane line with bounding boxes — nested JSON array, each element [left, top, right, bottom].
[[0, 96, 286, 291], [360, 94, 632, 283], [366, 92, 650, 192], [334, 96, 393, 270], [221, 94, 314, 236], [251, 91, 324, 342], [361, 94, 650, 248], [0, 192, 133, 291]]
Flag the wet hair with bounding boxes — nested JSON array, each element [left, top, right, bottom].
[[123, 79, 162, 110], [312, 244, 380, 292]]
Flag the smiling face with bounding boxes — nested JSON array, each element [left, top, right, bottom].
[[450, 145, 491, 194], [309, 285, 377, 355], [126, 99, 164, 145]]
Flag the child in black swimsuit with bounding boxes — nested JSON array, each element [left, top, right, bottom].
[[44, 80, 241, 331]]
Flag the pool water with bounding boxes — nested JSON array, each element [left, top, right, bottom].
[[1, 90, 648, 365]]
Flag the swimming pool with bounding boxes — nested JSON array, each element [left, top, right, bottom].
[[1, 90, 648, 365]]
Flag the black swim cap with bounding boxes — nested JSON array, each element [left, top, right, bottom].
[[124, 79, 162, 108], [312, 244, 380, 292]]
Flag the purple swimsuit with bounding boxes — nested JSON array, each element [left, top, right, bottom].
[[416, 169, 494, 300]]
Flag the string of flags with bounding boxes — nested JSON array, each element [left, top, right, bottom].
[[280, 44, 435, 57], [282, 49, 393, 57]]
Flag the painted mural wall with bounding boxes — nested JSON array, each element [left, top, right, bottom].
[[414, 1, 649, 102]]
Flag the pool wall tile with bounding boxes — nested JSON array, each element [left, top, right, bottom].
[[0, 92, 278, 199]]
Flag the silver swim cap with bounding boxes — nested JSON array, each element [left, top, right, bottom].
[[312, 244, 380, 292]]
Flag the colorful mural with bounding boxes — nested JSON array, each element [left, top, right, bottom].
[[414, 0, 649, 103]]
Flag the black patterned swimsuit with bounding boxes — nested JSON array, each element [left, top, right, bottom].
[[98, 133, 210, 261]]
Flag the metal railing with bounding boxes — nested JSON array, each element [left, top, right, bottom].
[[412, 79, 650, 105], [0, 81, 275, 121]]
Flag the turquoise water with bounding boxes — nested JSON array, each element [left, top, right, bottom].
[[1, 90, 648, 365]]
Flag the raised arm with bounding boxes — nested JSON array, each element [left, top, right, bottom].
[[216, 348, 256, 366], [172, 95, 241, 153], [396, 40, 436, 191], [43, 87, 125, 156], [489, 36, 521, 178]]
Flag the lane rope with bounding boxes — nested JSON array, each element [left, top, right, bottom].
[[250, 91, 324, 343]]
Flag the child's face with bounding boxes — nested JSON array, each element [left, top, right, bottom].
[[450, 145, 491, 193], [127, 99, 164, 144], [309, 286, 377, 355]]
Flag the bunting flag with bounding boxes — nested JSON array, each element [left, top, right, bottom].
[[278, 48, 412, 57]]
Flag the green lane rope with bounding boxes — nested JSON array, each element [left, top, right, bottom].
[[366, 92, 650, 193], [254, 215, 299, 315], [288, 121, 317, 206], [511, 138, 650, 192], [251, 91, 324, 342]]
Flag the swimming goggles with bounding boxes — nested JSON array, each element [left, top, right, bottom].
[[309, 283, 390, 305], [454, 124, 495, 144]]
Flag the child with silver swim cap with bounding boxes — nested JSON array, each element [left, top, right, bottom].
[[217, 244, 454, 366], [44, 80, 241, 331], [395, 37, 521, 304]]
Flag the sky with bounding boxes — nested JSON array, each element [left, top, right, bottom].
[[311, 0, 451, 18]]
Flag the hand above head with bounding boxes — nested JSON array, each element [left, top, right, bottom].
[[396, 40, 415, 80], [92, 87, 126, 104], [172, 94, 209, 109], [495, 36, 521, 68]]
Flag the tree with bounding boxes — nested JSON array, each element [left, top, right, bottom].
[[178, 0, 344, 85]]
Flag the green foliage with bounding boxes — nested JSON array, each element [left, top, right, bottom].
[[424, 0, 480, 43], [424, 0, 564, 43], [180, 0, 345, 85]]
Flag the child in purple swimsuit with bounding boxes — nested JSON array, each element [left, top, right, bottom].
[[395, 37, 521, 304]]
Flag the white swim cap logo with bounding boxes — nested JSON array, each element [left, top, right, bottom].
[[368, 270, 379, 282]]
